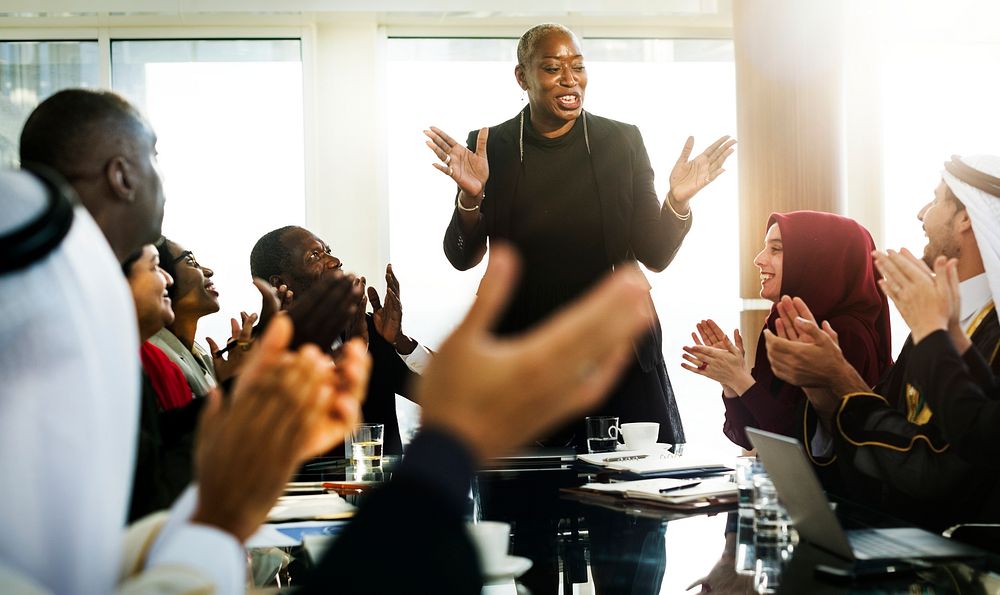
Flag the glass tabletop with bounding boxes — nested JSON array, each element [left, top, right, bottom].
[[472, 466, 1000, 595], [275, 455, 1000, 594]]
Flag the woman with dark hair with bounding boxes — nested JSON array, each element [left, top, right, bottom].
[[122, 244, 199, 519], [424, 23, 735, 448], [682, 211, 893, 470], [149, 238, 254, 395]]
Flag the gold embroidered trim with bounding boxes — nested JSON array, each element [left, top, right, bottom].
[[965, 302, 995, 338], [836, 392, 950, 454], [903, 302, 994, 425]]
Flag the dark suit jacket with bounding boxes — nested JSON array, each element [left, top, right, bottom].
[[363, 314, 418, 455], [443, 110, 692, 373], [304, 431, 483, 594], [834, 308, 1000, 531], [129, 374, 202, 522]]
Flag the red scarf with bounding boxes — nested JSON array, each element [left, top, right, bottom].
[[753, 211, 894, 388], [140, 342, 194, 412]]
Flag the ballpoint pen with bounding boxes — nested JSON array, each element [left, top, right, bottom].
[[604, 454, 648, 463], [213, 339, 252, 358], [659, 481, 701, 494]]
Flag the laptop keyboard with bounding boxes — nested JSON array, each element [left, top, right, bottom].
[[847, 530, 916, 558]]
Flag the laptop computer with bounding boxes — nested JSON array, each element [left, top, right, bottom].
[[746, 427, 980, 561], [481, 447, 578, 472]]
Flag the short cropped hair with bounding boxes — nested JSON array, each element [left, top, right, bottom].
[[250, 225, 298, 281], [517, 23, 577, 67], [20, 89, 146, 176]]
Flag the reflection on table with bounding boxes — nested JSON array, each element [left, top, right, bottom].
[[258, 453, 1000, 594]]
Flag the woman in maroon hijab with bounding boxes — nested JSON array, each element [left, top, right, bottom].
[[682, 211, 893, 465]]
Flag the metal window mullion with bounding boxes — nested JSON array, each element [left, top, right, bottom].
[[98, 27, 111, 89]]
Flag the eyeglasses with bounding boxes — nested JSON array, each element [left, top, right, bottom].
[[171, 249, 201, 269]]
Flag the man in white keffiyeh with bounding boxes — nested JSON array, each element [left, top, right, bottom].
[[941, 154, 1000, 310]]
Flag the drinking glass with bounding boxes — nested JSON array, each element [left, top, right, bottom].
[[350, 423, 385, 468], [752, 476, 792, 593], [585, 416, 620, 453]]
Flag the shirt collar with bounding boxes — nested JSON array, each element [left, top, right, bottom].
[[959, 273, 993, 329]]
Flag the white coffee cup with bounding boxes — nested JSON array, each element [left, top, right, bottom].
[[466, 521, 510, 573], [620, 422, 659, 450]]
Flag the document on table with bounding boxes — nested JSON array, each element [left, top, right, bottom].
[[247, 520, 349, 548], [577, 449, 730, 476], [267, 493, 356, 522], [578, 477, 737, 505]]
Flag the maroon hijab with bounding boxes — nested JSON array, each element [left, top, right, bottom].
[[752, 211, 893, 387]]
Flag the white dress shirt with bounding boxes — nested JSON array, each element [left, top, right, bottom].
[[958, 273, 993, 332], [399, 343, 432, 374]]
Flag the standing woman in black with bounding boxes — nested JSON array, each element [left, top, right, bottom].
[[425, 23, 735, 449]]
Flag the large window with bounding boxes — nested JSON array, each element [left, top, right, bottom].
[[0, 40, 100, 167], [386, 37, 739, 459], [0, 37, 306, 345], [111, 39, 305, 345]]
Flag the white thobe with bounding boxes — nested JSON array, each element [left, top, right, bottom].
[[0, 174, 243, 594]]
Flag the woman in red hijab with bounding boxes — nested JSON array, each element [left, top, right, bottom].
[[682, 211, 893, 465]]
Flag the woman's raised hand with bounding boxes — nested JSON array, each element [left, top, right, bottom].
[[692, 318, 735, 349], [207, 311, 258, 383], [683, 319, 752, 398], [424, 126, 490, 201], [669, 135, 736, 204]]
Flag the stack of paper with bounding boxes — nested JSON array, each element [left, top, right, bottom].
[[563, 477, 737, 512], [577, 449, 730, 477], [578, 477, 737, 505], [267, 493, 356, 522]]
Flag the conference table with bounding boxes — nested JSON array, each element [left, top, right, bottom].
[[283, 452, 1000, 594]]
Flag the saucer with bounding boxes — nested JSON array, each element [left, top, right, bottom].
[[616, 442, 672, 452], [483, 555, 533, 582]]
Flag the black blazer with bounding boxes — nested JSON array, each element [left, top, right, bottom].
[[363, 313, 418, 455], [443, 110, 692, 371]]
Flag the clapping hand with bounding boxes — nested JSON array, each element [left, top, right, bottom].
[[345, 276, 369, 347], [207, 311, 258, 382], [282, 273, 363, 353], [368, 264, 403, 344], [192, 314, 370, 542], [874, 249, 965, 349], [764, 297, 849, 389], [682, 319, 752, 397], [669, 135, 736, 205], [424, 126, 490, 203], [255, 278, 294, 333]]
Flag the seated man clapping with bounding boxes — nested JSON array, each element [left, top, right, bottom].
[[251, 225, 430, 454]]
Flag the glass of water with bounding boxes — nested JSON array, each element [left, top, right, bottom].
[[350, 423, 385, 468], [752, 475, 792, 594], [585, 416, 620, 453]]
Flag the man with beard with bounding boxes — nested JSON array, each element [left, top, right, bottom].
[[763, 155, 1000, 532]]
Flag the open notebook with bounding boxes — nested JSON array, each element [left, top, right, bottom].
[[577, 448, 731, 477], [565, 477, 737, 511]]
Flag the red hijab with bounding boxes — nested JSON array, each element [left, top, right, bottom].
[[752, 211, 893, 387]]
